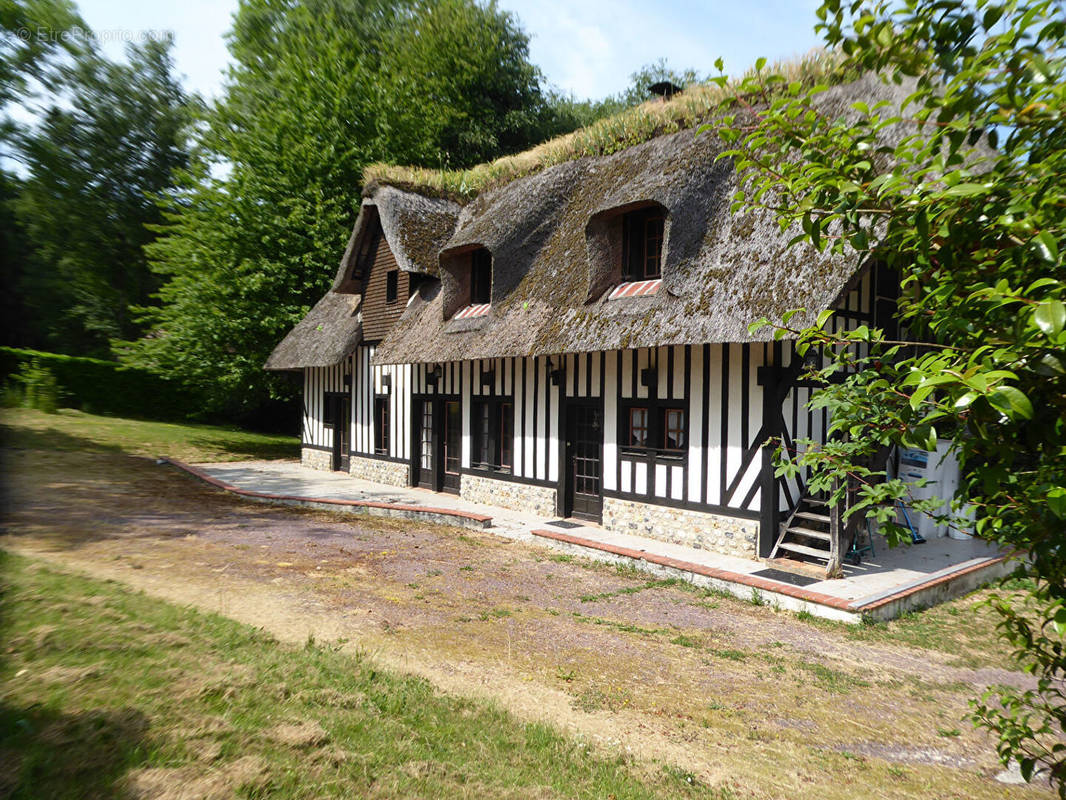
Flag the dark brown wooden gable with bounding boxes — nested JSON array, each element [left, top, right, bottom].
[[361, 230, 409, 342]]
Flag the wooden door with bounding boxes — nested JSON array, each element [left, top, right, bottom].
[[414, 398, 437, 490], [330, 394, 351, 472], [565, 402, 603, 521], [442, 399, 461, 494]]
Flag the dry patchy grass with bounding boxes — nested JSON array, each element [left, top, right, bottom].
[[1, 414, 1049, 799], [0, 552, 729, 799]]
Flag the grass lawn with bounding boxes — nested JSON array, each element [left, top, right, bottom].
[[0, 551, 726, 800], [0, 407, 298, 463], [1, 408, 1045, 798]]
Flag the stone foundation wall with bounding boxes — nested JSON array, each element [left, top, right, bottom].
[[301, 446, 332, 471], [602, 497, 759, 560], [348, 454, 409, 488], [461, 473, 557, 517]]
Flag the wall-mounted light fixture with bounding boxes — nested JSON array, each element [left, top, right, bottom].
[[425, 365, 441, 388], [480, 370, 494, 389], [343, 373, 352, 389], [380, 374, 392, 393], [640, 367, 657, 388]]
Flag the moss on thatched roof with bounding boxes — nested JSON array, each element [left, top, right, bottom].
[[362, 50, 849, 201], [269, 63, 917, 371], [369, 72, 916, 365], [333, 190, 461, 286]]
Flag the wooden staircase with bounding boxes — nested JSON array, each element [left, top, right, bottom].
[[770, 494, 836, 570], [770, 445, 894, 578]]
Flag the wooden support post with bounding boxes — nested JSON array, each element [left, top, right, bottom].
[[757, 364, 782, 559], [827, 478, 843, 578]]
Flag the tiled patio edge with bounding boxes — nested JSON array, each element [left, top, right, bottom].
[[532, 528, 1013, 623], [851, 553, 1015, 618], [532, 529, 861, 623], [161, 458, 492, 530]]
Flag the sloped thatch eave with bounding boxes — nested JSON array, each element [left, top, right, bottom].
[[264, 292, 362, 370]]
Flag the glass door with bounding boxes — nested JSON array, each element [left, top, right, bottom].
[[414, 399, 436, 489], [442, 399, 461, 494]]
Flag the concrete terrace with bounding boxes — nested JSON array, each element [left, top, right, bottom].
[[170, 458, 1013, 623]]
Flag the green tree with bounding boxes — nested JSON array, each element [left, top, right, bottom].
[[0, 168, 29, 347], [13, 37, 192, 355], [377, 0, 558, 168], [0, 0, 85, 112], [131, 0, 585, 418], [1, 0, 85, 350], [718, 0, 1065, 790]]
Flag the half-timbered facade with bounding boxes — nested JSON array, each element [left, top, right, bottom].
[[267, 73, 907, 567]]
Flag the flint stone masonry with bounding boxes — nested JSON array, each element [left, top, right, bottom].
[[301, 447, 332, 472], [349, 455, 409, 488], [461, 472, 557, 517], [602, 496, 758, 560]]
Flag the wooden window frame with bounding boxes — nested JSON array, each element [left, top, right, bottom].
[[323, 390, 344, 428], [470, 249, 492, 305], [621, 209, 665, 282], [385, 269, 399, 304], [620, 400, 686, 461], [626, 406, 649, 448], [470, 397, 513, 474], [660, 406, 686, 453]]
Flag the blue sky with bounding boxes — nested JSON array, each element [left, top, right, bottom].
[[74, 0, 826, 101]]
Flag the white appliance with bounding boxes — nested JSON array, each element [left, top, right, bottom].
[[896, 441, 964, 539]]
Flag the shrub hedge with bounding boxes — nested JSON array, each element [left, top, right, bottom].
[[0, 347, 198, 420]]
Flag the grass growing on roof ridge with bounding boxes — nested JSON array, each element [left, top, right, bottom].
[[362, 49, 848, 201]]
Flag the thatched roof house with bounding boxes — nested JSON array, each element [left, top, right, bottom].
[[265, 186, 460, 370], [266, 64, 908, 574]]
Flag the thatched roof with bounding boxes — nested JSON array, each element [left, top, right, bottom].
[[369, 73, 914, 366], [334, 188, 461, 285], [266, 189, 459, 370], [264, 292, 361, 370]]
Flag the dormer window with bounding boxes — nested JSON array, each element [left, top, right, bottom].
[[622, 208, 664, 281], [471, 248, 491, 305], [584, 202, 668, 303], [442, 245, 493, 320]]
